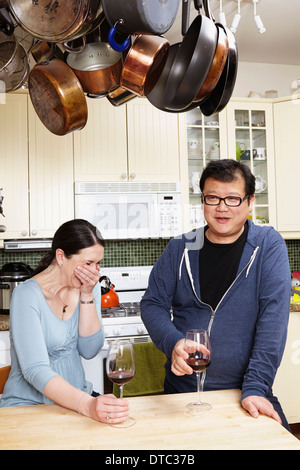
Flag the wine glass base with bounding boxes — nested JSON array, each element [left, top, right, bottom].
[[185, 402, 212, 415], [110, 416, 136, 428]]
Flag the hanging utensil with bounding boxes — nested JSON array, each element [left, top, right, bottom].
[[200, 0, 238, 115], [28, 59, 88, 136], [8, 0, 104, 43], [120, 34, 170, 97], [102, 0, 180, 36], [66, 38, 122, 96], [162, 0, 218, 111]]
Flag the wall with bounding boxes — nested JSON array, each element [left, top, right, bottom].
[[233, 61, 300, 98]]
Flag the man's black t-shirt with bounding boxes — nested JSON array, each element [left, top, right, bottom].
[[199, 223, 248, 310]]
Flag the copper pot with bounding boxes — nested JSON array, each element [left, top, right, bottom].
[[66, 42, 122, 95], [28, 59, 88, 136], [8, 0, 104, 43], [120, 34, 170, 97], [194, 24, 228, 102]]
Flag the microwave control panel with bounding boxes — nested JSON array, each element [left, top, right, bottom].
[[158, 194, 182, 237]]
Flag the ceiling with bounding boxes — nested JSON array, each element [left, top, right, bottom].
[[165, 0, 300, 66]]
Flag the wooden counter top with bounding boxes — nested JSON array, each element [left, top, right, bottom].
[[0, 389, 299, 450]]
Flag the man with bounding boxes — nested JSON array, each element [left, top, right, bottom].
[[141, 159, 291, 429]]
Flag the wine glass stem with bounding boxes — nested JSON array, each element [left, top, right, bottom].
[[119, 385, 124, 399], [196, 372, 202, 404]]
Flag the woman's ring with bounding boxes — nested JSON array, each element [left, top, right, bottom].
[[106, 412, 110, 421], [87, 278, 91, 283]]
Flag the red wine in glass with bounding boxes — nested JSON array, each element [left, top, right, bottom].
[[106, 339, 136, 427], [185, 329, 212, 413], [107, 370, 135, 385], [186, 357, 210, 373]]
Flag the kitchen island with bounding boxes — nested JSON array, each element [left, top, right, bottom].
[[0, 389, 299, 450]]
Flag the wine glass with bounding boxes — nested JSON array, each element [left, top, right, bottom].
[[185, 329, 212, 414], [106, 339, 136, 427]]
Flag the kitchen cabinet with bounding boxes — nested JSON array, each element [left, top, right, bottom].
[[0, 94, 29, 239], [0, 92, 74, 240], [273, 312, 300, 424], [273, 97, 300, 237], [28, 100, 74, 238], [74, 98, 180, 182], [226, 99, 277, 228], [180, 99, 277, 233], [179, 108, 227, 231]]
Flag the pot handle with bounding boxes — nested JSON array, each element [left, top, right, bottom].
[[63, 35, 86, 54], [0, 7, 14, 35], [108, 22, 130, 52]]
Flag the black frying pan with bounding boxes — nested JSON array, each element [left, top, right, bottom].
[[102, 0, 180, 36], [163, 8, 218, 111], [147, 0, 217, 113], [200, 0, 238, 116]]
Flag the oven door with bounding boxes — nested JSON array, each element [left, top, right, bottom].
[[75, 193, 158, 239], [81, 336, 151, 395]]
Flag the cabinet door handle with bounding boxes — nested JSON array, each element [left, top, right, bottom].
[[130, 172, 136, 179], [31, 229, 37, 236], [121, 172, 127, 179], [21, 230, 28, 236]]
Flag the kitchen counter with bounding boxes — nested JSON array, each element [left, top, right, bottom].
[[0, 389, 299, 450]]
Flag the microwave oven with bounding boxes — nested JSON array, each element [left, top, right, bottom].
[[74, 182, 182, 240]]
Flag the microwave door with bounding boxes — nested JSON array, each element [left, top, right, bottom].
[[75, 193, 159, 239]]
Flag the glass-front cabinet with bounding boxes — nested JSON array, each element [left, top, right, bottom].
[[180, 107, 227, 230], [180, 99, 277, 233], [227, 100, 276, 228]]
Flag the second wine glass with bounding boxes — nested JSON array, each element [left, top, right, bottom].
[[185, 329, 212, 414], [106, 339, 136, 427]]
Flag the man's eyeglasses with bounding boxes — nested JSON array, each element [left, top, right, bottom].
[[201, 194, 249, 207]]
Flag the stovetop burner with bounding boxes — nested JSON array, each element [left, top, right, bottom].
[[101, 302, 141, 318]]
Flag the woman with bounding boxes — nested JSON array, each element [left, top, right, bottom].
[[0, 219, 129, 424]]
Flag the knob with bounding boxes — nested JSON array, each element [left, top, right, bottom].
[[121, 172, 127, 179], [130, 172, 136, 179], [21, 230, 28, 236], [31, 229, 37, 236], [137, 325, 146, 335], [113, 328, 121, 336]]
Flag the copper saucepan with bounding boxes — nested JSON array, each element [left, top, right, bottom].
[[28, 59, 88, 136], [194, 23, 228, 102], [66, 42, 122, 96], [120, 34, 170, 97]]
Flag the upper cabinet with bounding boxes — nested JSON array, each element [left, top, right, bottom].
[[180, 99, 277, 233], [0, 92, 74, 240], [226, 100, 277, 229], [273, 97, 300, 237], [74, 98, 180, 182], [0, 94, 29, 239]]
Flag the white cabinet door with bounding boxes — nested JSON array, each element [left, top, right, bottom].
[[73, 99, 128, 181], [273, 99, 300, 236], [0, 94, 29, 239], [28, 100, 74, 238], [273, 313, 300, 424], [127, 99, 180, 182]]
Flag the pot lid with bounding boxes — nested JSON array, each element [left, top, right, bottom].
[[0, 262, 33, 278]]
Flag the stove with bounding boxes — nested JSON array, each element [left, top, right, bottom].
[[99, 266, 152, 339], [81, 265, 153, 394]]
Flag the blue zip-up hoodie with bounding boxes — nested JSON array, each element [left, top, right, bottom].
[[141, 220, 291, 401]]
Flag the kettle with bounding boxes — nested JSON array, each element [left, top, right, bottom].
[[99, 275, 119, 308]]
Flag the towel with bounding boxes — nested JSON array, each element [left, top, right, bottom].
[[113, 341, 166, 397]]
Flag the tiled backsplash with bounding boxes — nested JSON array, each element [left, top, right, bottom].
[[0, 238, 299, 274], [0, 239, 170, 270]]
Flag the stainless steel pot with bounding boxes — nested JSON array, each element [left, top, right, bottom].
[[0, 262, 32, 314]]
